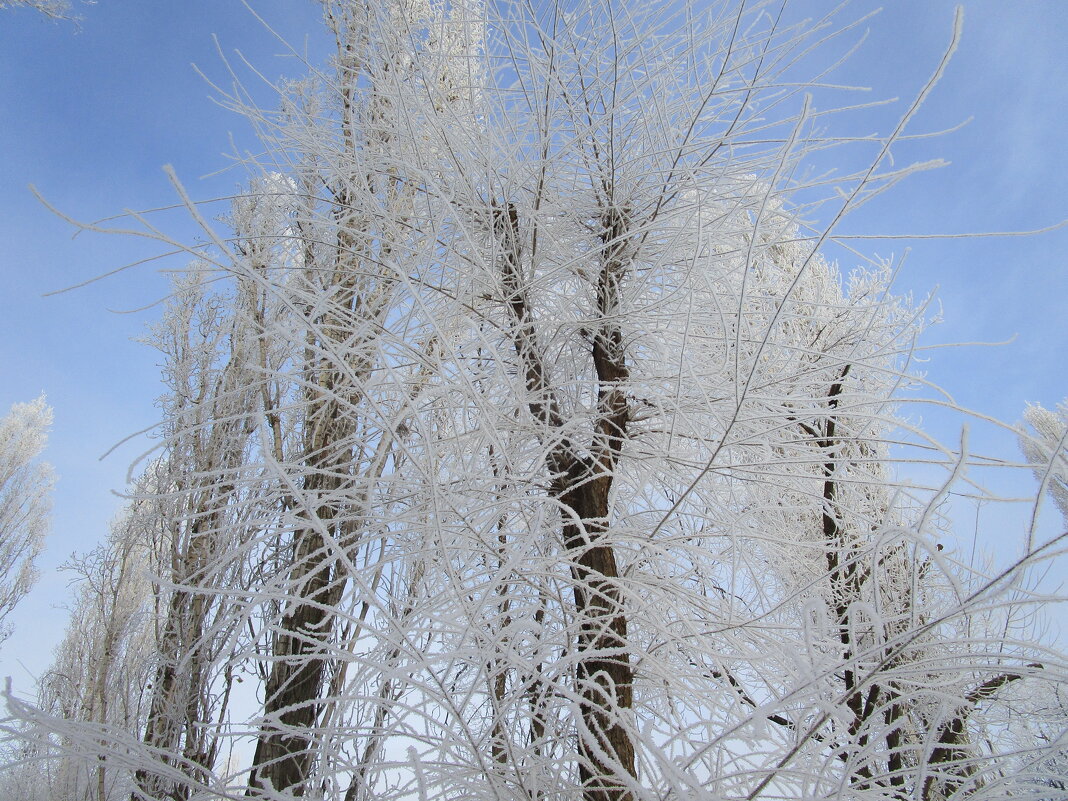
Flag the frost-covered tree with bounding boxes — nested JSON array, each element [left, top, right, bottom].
[[130, 269, 266, 801], [27, 480, 167, 801], [5, 1, 1067, 800], [0, 396, 53, 645], [5, 270, 269, 801], [728, 250, 1061, 798], [235, 3, 486, 792], [1020, 399, 1068, 526]]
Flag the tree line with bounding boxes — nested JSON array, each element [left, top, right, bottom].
[[2, 1, 1066, 799]]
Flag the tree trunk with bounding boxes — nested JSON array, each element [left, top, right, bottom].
[[495, 201, 637, 801], [248, 216, 366, 795], [556, 468, 635, 801]]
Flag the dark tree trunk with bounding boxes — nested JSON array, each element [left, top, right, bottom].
[[556, 467, 635, 801], [248, 214, 368, 796], [247, 501, 349, 796]]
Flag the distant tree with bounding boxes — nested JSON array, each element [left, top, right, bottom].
[[27, 476, 167, 801], [1020, 399, 1068, 525], [0, 396, 53, 645]]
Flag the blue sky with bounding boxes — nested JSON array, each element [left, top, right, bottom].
[[1, 0, 1066, 688]]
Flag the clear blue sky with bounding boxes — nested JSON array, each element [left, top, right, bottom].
[[1, 1, 1066, 689]]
